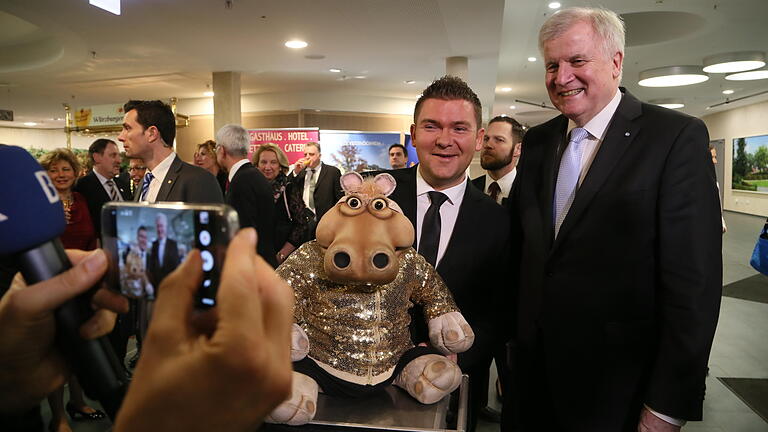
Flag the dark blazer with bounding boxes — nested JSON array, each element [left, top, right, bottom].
[[134, 155, 224, 204], [147, 237, 180, 292], [74, 170, 132, 237], [226, 162, 277, 267], [510, 90, 722, 430], [292, 162, 343, 222]]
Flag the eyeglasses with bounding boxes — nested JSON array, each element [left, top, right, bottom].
[[129, 166, 147, 171]]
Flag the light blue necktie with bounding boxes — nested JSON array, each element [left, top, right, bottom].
[[554, 127, 590, 236], [140, 172, 154, 201]]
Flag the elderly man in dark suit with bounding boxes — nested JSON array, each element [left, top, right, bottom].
[[384, 76, 511, 432], [290, 142, 343, 226], [146, 212, 180, 292], [118, 99, 223, 204], [74, 138, 132, 236], [509, 7, 721, 432], [215, 124, 277, 268]]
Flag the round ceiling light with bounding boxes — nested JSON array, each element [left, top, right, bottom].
[[725, 69, 768, 81], [703, 51, 765, 73], [638, 66, 708, 87], [722, 89, 734, 95], [528, 57, 537, 62], [203, 91, 214, 97], [329, 68, 342, 73], [649, 98, 684, 109], [548, 2, 561, 9], [500, 87, 512, 92], [285, 40, 308, 49], [24, 122, 38, 126]]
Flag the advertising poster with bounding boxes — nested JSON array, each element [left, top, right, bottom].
[[403, 134, 418, 168], [732, 134, 768, 193], [247, 128, 319, 164], [320, 131, 417, 173], [74, 104, 125, 128]]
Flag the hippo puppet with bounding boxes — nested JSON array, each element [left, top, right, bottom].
[[267, 172, 475, 425]]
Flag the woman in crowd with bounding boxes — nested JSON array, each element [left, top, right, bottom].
[[253, 143, 310, 264], [39, 149, 105, 431], [194, 140, 227, 193]]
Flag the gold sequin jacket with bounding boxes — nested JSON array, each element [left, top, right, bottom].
[[278, 241, 458, 385]]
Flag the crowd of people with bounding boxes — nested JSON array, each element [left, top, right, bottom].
[[0, 7, 723, 432]]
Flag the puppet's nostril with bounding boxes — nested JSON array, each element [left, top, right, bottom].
[[372, 253, 389, 269], [334, 252, 351, 269]]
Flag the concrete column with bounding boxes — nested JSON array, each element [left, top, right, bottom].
[[212, 71, 242, 133], [445, 56, 468, 81]]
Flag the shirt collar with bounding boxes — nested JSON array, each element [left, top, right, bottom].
[[228, 158, 250, 182], [93, 169, 111, 185], [149, 152, 176, 184], [568, 88, 622, 140], [416, 165, 467, 206], [487, 167, 516, 191]]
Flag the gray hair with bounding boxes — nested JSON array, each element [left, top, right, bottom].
[[215, 124, 250, 158], [539, 7, 625, 80]]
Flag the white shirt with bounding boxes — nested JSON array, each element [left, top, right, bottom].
[[301, 163, 323, 210], [415, 166, 466, 267], [228, 158, 250, 182], [145, 152, 176, 203], [483, 168, 516, 204], [566, 89, 622, 186], [94, 169, 123, 201]]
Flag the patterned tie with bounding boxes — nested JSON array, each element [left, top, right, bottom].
[[418, 191, 449, 266], [140, 172, 154, 202], [553, 127, 590, 236], [307, 168, 316, 211], [488, 181, 501, 203], [105, 179, 119, 201]]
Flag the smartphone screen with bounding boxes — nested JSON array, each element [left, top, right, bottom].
[[102, 203, 238, 308]]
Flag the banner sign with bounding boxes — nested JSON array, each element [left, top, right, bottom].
[[74, 104, 125, 128], [320, 131, 416, 173], [247, 128, 319, 164]]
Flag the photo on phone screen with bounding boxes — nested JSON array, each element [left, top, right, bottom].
[[102, 203, 238, 309]]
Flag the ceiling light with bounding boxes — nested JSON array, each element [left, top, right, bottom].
[[638, 66, 708, 87], [722, 89, 734, 95], [649, 98, 684, 109], [703, 51, 765, 73], [725, 69, 768, 81], [24, 122, 38, 126], [329, 68, 342, 73], [405, 80, 416, 84], [548, 2, 561, 9], [528, 57, 537, 62], [500, 87, 512, 92], [509, 105, 516, 109], [89, 0, 120, 15], [285, 40, 308, 49], [353, 75, 366, 79], [204, 91, 215, 97]]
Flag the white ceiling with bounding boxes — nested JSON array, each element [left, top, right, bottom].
[[0, 0, 767, 130]]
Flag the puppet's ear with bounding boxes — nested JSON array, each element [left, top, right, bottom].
[[373, 173, 397, 196], [340, 172, 364, 193]]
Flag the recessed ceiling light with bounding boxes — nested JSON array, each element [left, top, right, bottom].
[[650, 98, 685, 109], [405, 80, 416, 84], [528, 57, 537, 62], [24, 122, 38, 126], [204, 91, 215, 97], [703, 51, 765, 73], [638, 66, 709, 87], [548, 2, 561, 9], [725, 69, 768, 81], [329, 68, 342, 73], [353, 75, 366, 79], [509, 105, 516, 109], [500, 87, 512, 92], [285, 40, 308, 49], [722, 89, 734, 95], [89, 0, 120, 15]]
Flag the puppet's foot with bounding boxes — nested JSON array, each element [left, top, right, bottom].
[[394, 354, 462, 404], [265, 372, 319, 425]]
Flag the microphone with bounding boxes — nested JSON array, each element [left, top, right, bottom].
[[0, 145, 127, 419]]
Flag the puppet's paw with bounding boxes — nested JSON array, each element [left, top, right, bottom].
[[428, 311, 475, 354], [291, 324, 310, 361], [394, 354, 462, 404], [265, 372, 318, 425]]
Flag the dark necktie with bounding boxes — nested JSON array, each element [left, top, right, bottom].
[[488, 181, 501, 203], [418, 191, 449, 266]]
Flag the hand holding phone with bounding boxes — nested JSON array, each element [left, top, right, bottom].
[[114, 229, 294, 432]]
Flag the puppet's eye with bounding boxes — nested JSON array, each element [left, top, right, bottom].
[[371, 198, 387, 211], [347, 197, 362, 209]]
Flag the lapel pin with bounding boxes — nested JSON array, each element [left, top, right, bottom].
[[167, 180, 172, 184], [624, 132, 631, 137]]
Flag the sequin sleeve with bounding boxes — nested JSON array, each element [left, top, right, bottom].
[[402, 248, 459, 321]]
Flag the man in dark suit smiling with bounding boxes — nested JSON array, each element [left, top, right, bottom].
[[509, 7, 721, 432]]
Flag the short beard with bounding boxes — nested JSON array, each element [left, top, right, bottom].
[[481, 151, 513, 171]]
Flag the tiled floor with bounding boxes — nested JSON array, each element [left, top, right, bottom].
[[45, 211, 768, 432]]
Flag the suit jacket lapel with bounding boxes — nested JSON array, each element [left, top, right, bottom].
[[436, 180, 478, 274], [315, 163, 329, 191], [155, 155, 182, 202], [540, 117, 569, 249], [551, 90, 642, 252]]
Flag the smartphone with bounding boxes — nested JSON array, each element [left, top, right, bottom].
[[101, 202, 239, 308]]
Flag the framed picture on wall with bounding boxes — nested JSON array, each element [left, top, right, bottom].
[[732, 133, 768, 193]]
